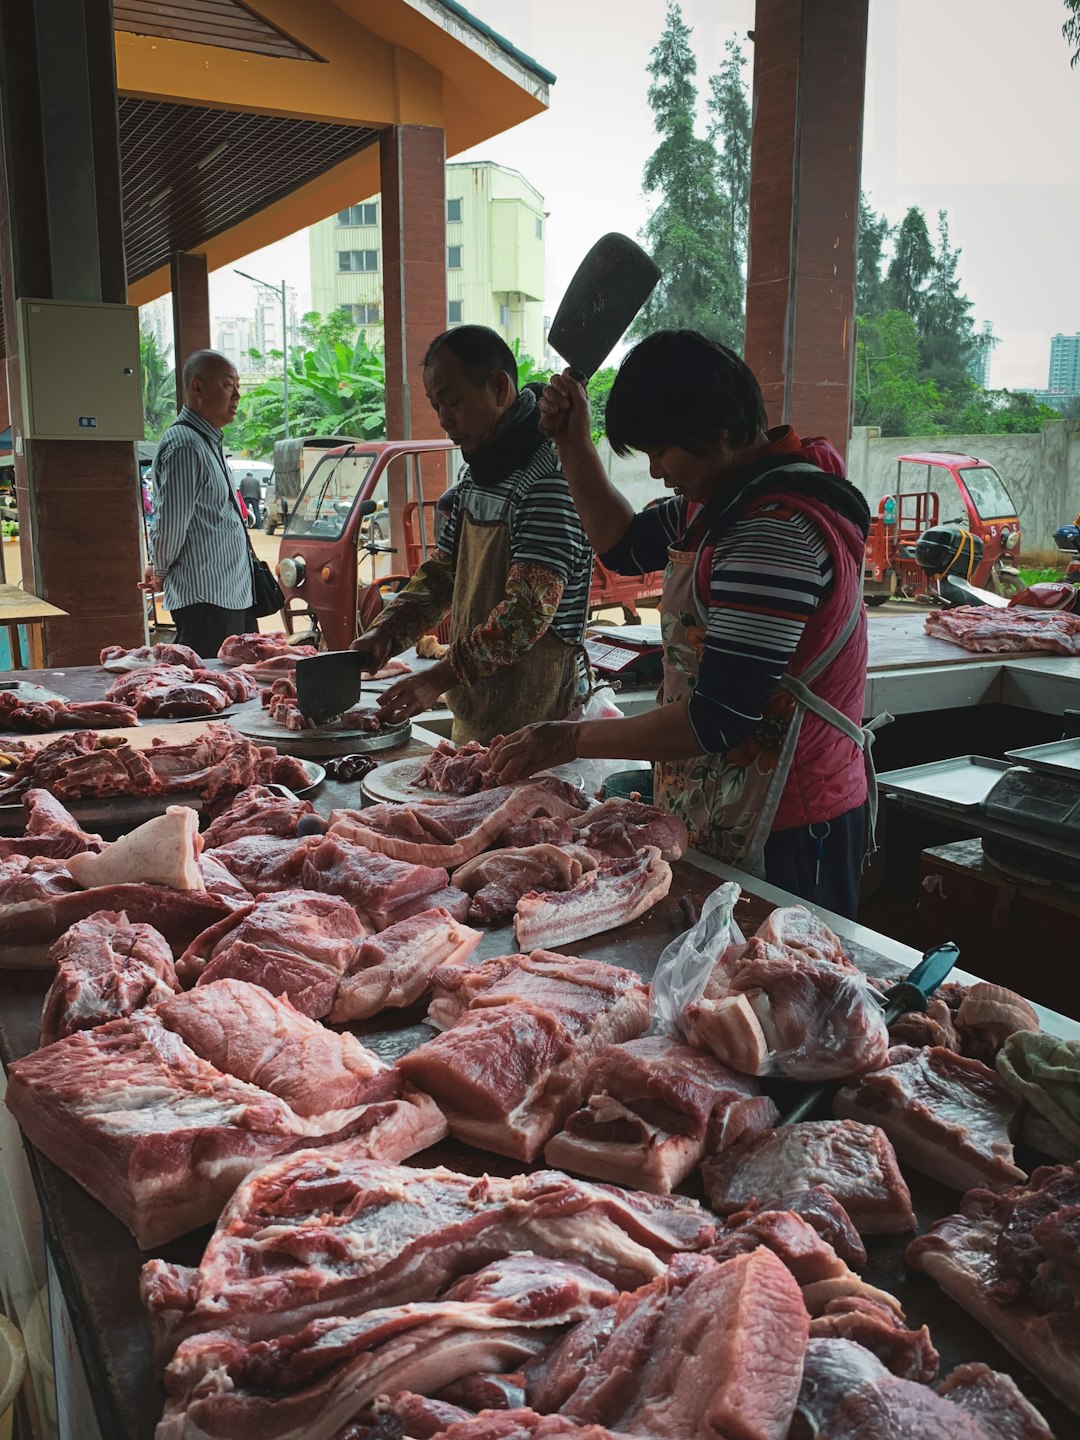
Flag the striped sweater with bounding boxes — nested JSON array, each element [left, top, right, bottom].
[[602, 492, 834, 754]]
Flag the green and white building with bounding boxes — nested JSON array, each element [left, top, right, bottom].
[[309, 161, 546, 361]]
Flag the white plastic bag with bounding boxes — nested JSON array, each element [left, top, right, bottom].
[[565, 683, 636, 799], [649, 881, 744, 1036]]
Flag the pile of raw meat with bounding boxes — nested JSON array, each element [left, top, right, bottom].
[[260, 676, 383, 733], [103, 663, 257, 718], [1, 733, 1075, 1438], [0, 691, 138, 731], [926, 604, 1080, 656], [0, 722, 308, 803]]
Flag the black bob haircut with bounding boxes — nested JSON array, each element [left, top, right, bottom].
[[605, 330, 767, 457], [423, 326, 519, 392]]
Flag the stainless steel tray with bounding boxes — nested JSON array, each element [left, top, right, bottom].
[[877, 755, 1011, 811], [1005, 738, 1080, 781]]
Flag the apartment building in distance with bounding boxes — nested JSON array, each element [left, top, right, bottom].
[[309, 161, 546, 361], [1048, 332, 1080, 395]]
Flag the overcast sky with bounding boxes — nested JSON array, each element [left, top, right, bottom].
[[207, 0, 1080, 390]]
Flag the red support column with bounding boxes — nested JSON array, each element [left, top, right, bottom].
[[380, 125, 447, 559], [170, 252, 211, 408], [744, 0, 868, 465]]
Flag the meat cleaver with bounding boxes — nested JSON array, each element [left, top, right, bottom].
[[547, 233, 661, 381], [779, 941, 960, 1125], [294, 648, 376, 726]]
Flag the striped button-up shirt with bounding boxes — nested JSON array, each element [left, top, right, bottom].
[[149, 406, 252, 612]]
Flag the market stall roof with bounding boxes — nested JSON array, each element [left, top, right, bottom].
[[118, 0, 553, 305], [0, 0, 553, 341]]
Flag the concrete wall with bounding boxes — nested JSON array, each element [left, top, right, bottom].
[[847, 422, 1080, 558]]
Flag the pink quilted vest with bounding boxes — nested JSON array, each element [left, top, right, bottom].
[[765, 490, 868, 831]]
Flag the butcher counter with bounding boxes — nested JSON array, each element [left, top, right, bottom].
[[1, 835, 1078, 1440]]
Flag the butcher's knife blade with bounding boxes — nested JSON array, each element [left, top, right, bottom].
[[779, 941, 959, 1126], [547, 233, 661, 381], [294, 649, 376, 726]]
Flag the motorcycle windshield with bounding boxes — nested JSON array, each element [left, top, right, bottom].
[[285, 452, 376, 540], [959, 465, 1015, 521]]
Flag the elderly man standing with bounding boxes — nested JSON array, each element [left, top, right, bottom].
[[142, 350, 254, 658]]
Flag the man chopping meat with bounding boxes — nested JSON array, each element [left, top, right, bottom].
[[488, 331, 873, 919], [353, 326, 592, 744]]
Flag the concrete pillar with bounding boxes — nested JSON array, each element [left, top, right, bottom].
[[380, 124, 447, 559], [170, 252, 211, 409], [0, 0, 144, 664], [744, 0, 868, 465]]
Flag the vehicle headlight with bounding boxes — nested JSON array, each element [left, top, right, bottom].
[[1004, 528, 1019, 551], [278, 556, 306, 588]]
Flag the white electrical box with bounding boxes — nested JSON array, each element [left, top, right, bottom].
[[16, 297, 144, 440]]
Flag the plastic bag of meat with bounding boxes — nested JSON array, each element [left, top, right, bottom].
[[648, 882, 745, 1036]]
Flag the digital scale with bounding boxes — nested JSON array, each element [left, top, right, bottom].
[[878, 737, 1080, 882], [584, 625, 664, 687]]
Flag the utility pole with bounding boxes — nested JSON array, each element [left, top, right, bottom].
[[235, 269, 290, 437]]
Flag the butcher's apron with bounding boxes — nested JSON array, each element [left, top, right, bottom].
[[446, 511, 579, 745], [653, 543, 884, 876]]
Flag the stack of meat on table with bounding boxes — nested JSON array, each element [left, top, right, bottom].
[[1, 734, 1077, 1439]]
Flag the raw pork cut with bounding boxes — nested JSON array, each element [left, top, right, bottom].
[[299, 834, 465, 930], [140, 1153, 717, 1355], [529, 1249, 808, 1440], [200, 784, 316, 847], [453, 844, 597, 924], [5, 1011, 446, 1246], [39, 911, 178, 1045], [955, 982, 1041, 1062], [155, 979, 396, 1116], [544, 1035, 764, 1193], [203, 833, 310, 894], [926, 604, 1080, 656], [156, 1256, 618, 1440], [0, 790, 104, 860], [833, 1044, 1025, 1191], [0, 723, 291, 802], [907, 1162, 1080, 1417], [702, 1119, 916, 1235], [101, 642, 202, 670], [399, 951, 650, 1160], [218, 631, 317, 666], [327, 779, 588, 868], [571, 798, 688, 861], [0, 882, 236, 967], [789, 1338, 1055, 1440], [683, 909, 888, 1081], [104, 665, 234, 717], [331, 907, 482, 1020], [513, 846, 672, 951], [176, 890, 367, 1017], [67, 805, 203, 891], [418, 739, 499, 794], [0, 692, 138, 730]]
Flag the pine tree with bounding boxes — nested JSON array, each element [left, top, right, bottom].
[[919, 210, 976, 398], [856, 195, 892, 318], [707, 40, 751, 288], [885, 208, 934, 323], [633, 3, 742, 348]]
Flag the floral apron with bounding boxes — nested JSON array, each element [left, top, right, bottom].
[[445, 511, 580, 745], [654, 542, 883, 877]]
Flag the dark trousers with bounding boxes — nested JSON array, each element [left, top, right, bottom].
[[763, 803, 865, 920], [172, 604, 257, 660]]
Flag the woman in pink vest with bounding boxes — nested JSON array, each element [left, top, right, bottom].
[[488, 330, 872, 918]]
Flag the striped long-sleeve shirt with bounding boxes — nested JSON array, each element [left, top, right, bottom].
[[149, 407, 252, 612], [601, 491, 834, 755]]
